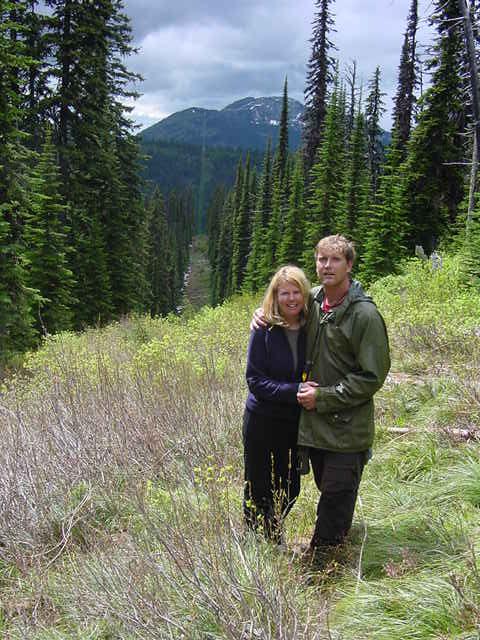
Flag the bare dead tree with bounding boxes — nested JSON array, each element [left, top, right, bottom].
[[458, 0, 480, 224]]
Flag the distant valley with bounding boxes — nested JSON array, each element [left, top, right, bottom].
[[139, 96, 304, 228]]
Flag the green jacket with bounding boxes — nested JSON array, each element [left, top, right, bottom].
[[298, 280, 390, 452]]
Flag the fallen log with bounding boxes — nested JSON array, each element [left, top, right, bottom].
[[387, 426, 479, 441]]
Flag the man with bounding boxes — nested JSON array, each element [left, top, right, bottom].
[[296, 234, 390, 563], [252, 234, 390, 564]]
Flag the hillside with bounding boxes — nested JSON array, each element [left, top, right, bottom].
[[1, 254, 479, 638]]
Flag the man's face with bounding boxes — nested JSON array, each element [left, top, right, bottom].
[[315, 247, 352, 288]]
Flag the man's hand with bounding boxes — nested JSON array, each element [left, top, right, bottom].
[[250, 307, 267, 331], [297, 381, 319, 410]]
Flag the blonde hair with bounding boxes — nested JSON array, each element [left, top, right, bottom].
[[262, 265, 310, 327], [315, 234, 356, 264]]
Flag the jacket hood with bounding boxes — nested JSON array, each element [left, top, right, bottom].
[[311, 279, 374, 324]]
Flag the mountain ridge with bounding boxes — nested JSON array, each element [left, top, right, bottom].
[[139, 96, 304, 151]]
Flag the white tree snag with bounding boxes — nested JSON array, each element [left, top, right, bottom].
[[458, 0, 480, 224]]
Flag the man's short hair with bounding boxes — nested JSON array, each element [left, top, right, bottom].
[[315, 234, 356, 264]]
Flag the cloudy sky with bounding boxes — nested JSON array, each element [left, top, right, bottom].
[[122, 0, 434, 132]]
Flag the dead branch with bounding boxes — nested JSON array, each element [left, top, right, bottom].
[[387, 426, 479, 440]]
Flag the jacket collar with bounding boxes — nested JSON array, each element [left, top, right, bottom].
[[313, 279, 371, 323]]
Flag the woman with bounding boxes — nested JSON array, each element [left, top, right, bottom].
[[243, 265, 310, 542]]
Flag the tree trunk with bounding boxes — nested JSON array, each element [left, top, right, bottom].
[[458, 0, 480, 224]]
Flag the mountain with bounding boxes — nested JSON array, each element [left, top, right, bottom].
[[139, 96, 304, 151]]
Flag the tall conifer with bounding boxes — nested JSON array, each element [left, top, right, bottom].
[[206, 185, 226, 268], [334, 106, 371, 248], [392, 0, 419, 155], [276, 154, 306, 265], [146, 188, 175, 316], [0, 0, 38, 355], [243, 143, 273, 292], [21, 1, 53, 148], [401, 0, 467, 252], [365, 66, 385, 196], [357, 135, 409, 283], [277, 78, 289, 185], [212, 193, 234, 304], [259, 173, 283, 281], [231, 155, 252, 291], [303, 76, 347, 278], [23, 127, 76, 334], [47, 0, 144, 324], [303, 0, 336, 175]]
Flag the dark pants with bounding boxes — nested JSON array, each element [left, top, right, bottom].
[[308, 448, 366, 548], [243, 408, 300, 541]]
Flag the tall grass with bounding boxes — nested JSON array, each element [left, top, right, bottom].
[[1, 258, 480, 638]]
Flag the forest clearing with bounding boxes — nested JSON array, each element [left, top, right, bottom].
[[0, 254, 479, 639]]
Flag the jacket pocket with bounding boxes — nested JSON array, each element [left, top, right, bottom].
[[326, 410, 353, 426]]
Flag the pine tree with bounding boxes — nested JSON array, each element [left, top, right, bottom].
[[243, 143, 273, 292], [277, 78, 289, 185], [365, 66, 386, 196], [303, 76, 347, 278], [276, 154, 306, 265], [23, 127, 76, 334], [0, 0, 38, 356], [334, 105, 371, 248], [166, 227, 180, 311], [146, 188, 175, 316], [242, 204, 263, 293], [206, 185, 226, 268], [392, 0, 419, 155], [222, 158, 244, 294], [166, 188, 194, 305], [357, 135, 409, 284], [255, 79, 295, 277], [461, 200, 480, 288], [73, 209, 114, 327], [211, 193, 234, 304], [259, 171, 283, 281], [231, 154, 252, 291], [258, 140, 273, 228], [0, 203, 38, 357], [345, 59, 358, 140], [47, 0, 144, 324], [401, 0, 467, 252], [21, 1, 53, 149], [303, 0, 336, 175], [112, 115, 151, 314]]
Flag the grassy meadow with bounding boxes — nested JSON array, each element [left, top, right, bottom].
[[0, 254, 480, 639]]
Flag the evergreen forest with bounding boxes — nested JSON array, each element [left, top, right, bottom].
[[207, 0, 480, 305], [3, 0, 480, 362], [0, 0, 194, 364]]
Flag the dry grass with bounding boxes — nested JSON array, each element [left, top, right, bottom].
[[0, 341, 245, 569]]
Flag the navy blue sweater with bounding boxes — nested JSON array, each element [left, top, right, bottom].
[[245, 325, 306, 420]]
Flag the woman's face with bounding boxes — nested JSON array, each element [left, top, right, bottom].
[[277, 280, 304, 323]]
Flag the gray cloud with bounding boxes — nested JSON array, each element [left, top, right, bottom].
[[122, 0, 433, 131]]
